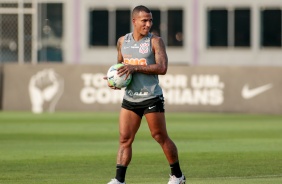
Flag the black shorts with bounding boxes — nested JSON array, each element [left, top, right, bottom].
[[121, 95, 165, 118]]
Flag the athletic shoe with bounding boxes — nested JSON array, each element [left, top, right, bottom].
[[168, 174, 186, 184], [107, 178, 125, 184]]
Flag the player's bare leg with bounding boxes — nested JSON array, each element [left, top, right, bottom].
[[111, 108, 141, 183], [145, 112, 185, 183], [117, 108, 141, 165], [145, 112, 179, 163]]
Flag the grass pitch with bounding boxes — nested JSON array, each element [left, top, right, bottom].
[[0, 112, 282, 184]]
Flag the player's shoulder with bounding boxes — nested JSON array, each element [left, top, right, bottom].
[[151, 34, 161, 40], [117, 36, 125, 44], [117, 33, 132, 45], [151, 34, 165, 46]]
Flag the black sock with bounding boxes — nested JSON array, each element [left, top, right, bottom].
[[170, 161, 182, 178], [115, 164, 127, 183]]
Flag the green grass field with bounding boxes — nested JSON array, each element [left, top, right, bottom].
[[0, 112, 282, 184]]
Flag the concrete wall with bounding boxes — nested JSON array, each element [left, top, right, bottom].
[[2, 64, 281, 114]]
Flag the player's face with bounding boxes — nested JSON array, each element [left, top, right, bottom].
[[133, 11, 153, 36]]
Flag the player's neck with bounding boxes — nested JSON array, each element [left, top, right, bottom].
[[132, 32, 147, 42]]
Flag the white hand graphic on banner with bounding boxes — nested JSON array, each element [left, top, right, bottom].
[[29, 69, 64, 113]]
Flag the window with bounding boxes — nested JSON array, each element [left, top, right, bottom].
[[168, 10, 183, 46], [115, 10, 130, 44], [24, 14, 32, 62], [235, 9, 250, 47], [208, 9, 228, 46], [207, 8, 251, 47], [151, 10, 161, 36], [38, 3, 63, 62], [0, 14, 18, 62], [89, 9, 131, 46], [0, 2, 63, 63], [89, 8, 184, 47], [89, 10, 109, 46], [261, 9, 281, 47]]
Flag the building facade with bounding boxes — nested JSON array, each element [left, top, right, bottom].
[[0, 0, 281, 66]]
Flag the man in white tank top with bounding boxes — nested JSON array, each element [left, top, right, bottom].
[[107, 5, 185, 184]]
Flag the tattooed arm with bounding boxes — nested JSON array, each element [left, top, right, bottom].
[[117, 36, 124, 64], [150, 35, 168, 75], [103, 36, 125, 90]]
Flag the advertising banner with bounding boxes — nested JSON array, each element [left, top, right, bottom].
[[2, 64, 282, 114]]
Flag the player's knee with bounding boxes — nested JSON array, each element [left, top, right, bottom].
[[151, 132, 166, 144], [119, 135, 134, 146]]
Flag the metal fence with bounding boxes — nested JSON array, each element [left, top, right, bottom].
[[0, 0, 63, 64], [0, 0, 37, 63]]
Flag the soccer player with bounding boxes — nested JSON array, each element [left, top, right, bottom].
[[106, 5, 185, 184]]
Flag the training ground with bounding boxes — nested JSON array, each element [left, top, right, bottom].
[[0, 112, 282, 184]]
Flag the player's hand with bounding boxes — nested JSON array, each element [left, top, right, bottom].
[[103, 76, 121, 90], [117, 64, 136, 80]]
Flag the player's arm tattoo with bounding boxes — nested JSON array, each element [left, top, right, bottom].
[[134, 36, 168, 75], [153, 37, 168, 74], [117, 37, 124, 63]]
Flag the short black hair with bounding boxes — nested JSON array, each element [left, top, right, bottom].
[[132, 5, 151, 17]]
